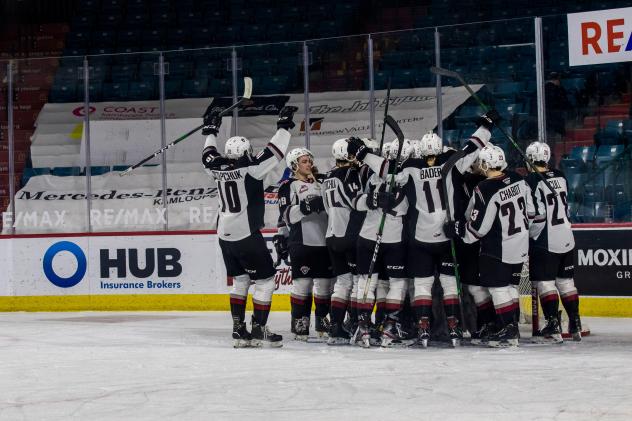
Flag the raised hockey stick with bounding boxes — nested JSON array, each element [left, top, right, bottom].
[[378, 77, 392, 155], [430, 66, 557, 196], [119, 77, 253, 177], [362, 115, 405, 303]]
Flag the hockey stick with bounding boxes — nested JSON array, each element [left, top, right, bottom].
[[430, 66, 557, 196], [377, 77, 392, 155], [531, 277, 540, 337], [119, 77, 253, 177], [362, 115, 405, 303]]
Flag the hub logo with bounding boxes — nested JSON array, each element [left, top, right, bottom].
[[99, 248, 182, 278], [72, 106, 96, 117], [43, 241, 87, 288], [568, 7, 632, 66]]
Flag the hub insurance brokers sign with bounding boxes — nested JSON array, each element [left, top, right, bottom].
[[568, 7, 632, 66]]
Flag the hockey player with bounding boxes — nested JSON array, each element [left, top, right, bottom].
[[322, 139, 365, 344], [445, 145, 535, 347], [526, 141, 582, 342], [278, 147, 334, 341], [348, 137, 412, 348], [348, 116, 495, 348], [201, 105, 297, 348]]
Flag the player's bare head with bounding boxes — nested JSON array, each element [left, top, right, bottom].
[[526, 141, 551, 169], [224, 136, 252, 160], [478, 145, 507, 176], [287, 147, 314, 176]]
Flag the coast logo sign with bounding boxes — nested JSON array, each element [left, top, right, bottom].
[[42, 241, 87, 288]]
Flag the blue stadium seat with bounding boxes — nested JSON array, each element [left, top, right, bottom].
[[128, 81, 156, 100], [102, 82, 129, 101], [164, 80, 183, 99], [49, 83, 77, 103], [181, 80, 208, 98], [597, 144, 625, 158], [209, 79, 231, 96], [492, 82, 524, 101], [442, 129, 461, 147], [570, 145, 595, 164], [111, 64, 137, 82]]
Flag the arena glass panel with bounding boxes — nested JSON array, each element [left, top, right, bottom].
[[542, 14, 632, 224], [163, 47, 233, 231], [370, 28, 438, 147], [304, 35, 371, 171], [85, 52, 162, 233], [5, 56, 88, 235], [437, 18, 537, 163]]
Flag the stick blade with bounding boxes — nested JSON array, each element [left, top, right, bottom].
[[243, 77, 253, 99], [384, 115, 404, 142], [430, 66, 458, 78]]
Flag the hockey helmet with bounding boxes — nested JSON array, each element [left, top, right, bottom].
[[286, 147, 314, 171], [332, 138, 351, 161], [419, 131, 443, 157], [381, 142, 392, 159], [224, 136, 252, 159], [526, 141, 551, 165], [478, 145, 507, 172], [389, 137, 413, 161]]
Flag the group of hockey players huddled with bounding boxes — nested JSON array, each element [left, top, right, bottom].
[[200, 103, 583, 349]]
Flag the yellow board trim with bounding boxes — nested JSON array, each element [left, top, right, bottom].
[[0, 295, 630, 316], [0, 294, 291, 312], [519, 296, 632, 318]]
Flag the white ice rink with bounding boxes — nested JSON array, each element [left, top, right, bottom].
[[1, 312, 631, 421]]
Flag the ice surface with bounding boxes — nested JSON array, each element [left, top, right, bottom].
[[1, 312, 631, 421]]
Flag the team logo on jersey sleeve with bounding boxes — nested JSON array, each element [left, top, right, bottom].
[[300, 266, 310, 274]]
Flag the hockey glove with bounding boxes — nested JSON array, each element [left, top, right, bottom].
[[272, 234, 289, 267], [299, 195, 325, 215], [277, 106, 298, 131], [201, 107, 225, 136], [443, 219, 466, 239], [346, 136, 369, 161], [476, 109, 501, 131]]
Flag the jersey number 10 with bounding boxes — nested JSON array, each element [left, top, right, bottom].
[[218, 180, 242, 213]]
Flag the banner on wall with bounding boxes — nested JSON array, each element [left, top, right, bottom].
[[0, 232, 293, 298], [567, 7, 632, 66], [573, 227, 632, 296], [2, 165, 284, 234]]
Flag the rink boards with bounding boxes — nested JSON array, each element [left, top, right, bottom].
[[0, 226, 631, 316]]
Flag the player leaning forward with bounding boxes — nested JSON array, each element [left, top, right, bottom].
[[201, 105, 298, 348], [278, 147, 334, 341], [526, 141, 582, 342], [445, 145, 535, 347]]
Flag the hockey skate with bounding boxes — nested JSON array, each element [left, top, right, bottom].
[[381, 318, 415, 348], [568, 313, 583, 342], [487, 322, 519, 348], [537, 314, 563, 344], [353, 314, 371, 348], [470, 322, 495, 346], [293, 316, 310, 341], [232, 319, 252, 348], [327, 322, 350, 346], [414, 317, 431, 349], [251, 317, 283, 348], [369, 322, 383, 347], [315, 316, 330, 341], [447, 317, 463, 348]]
